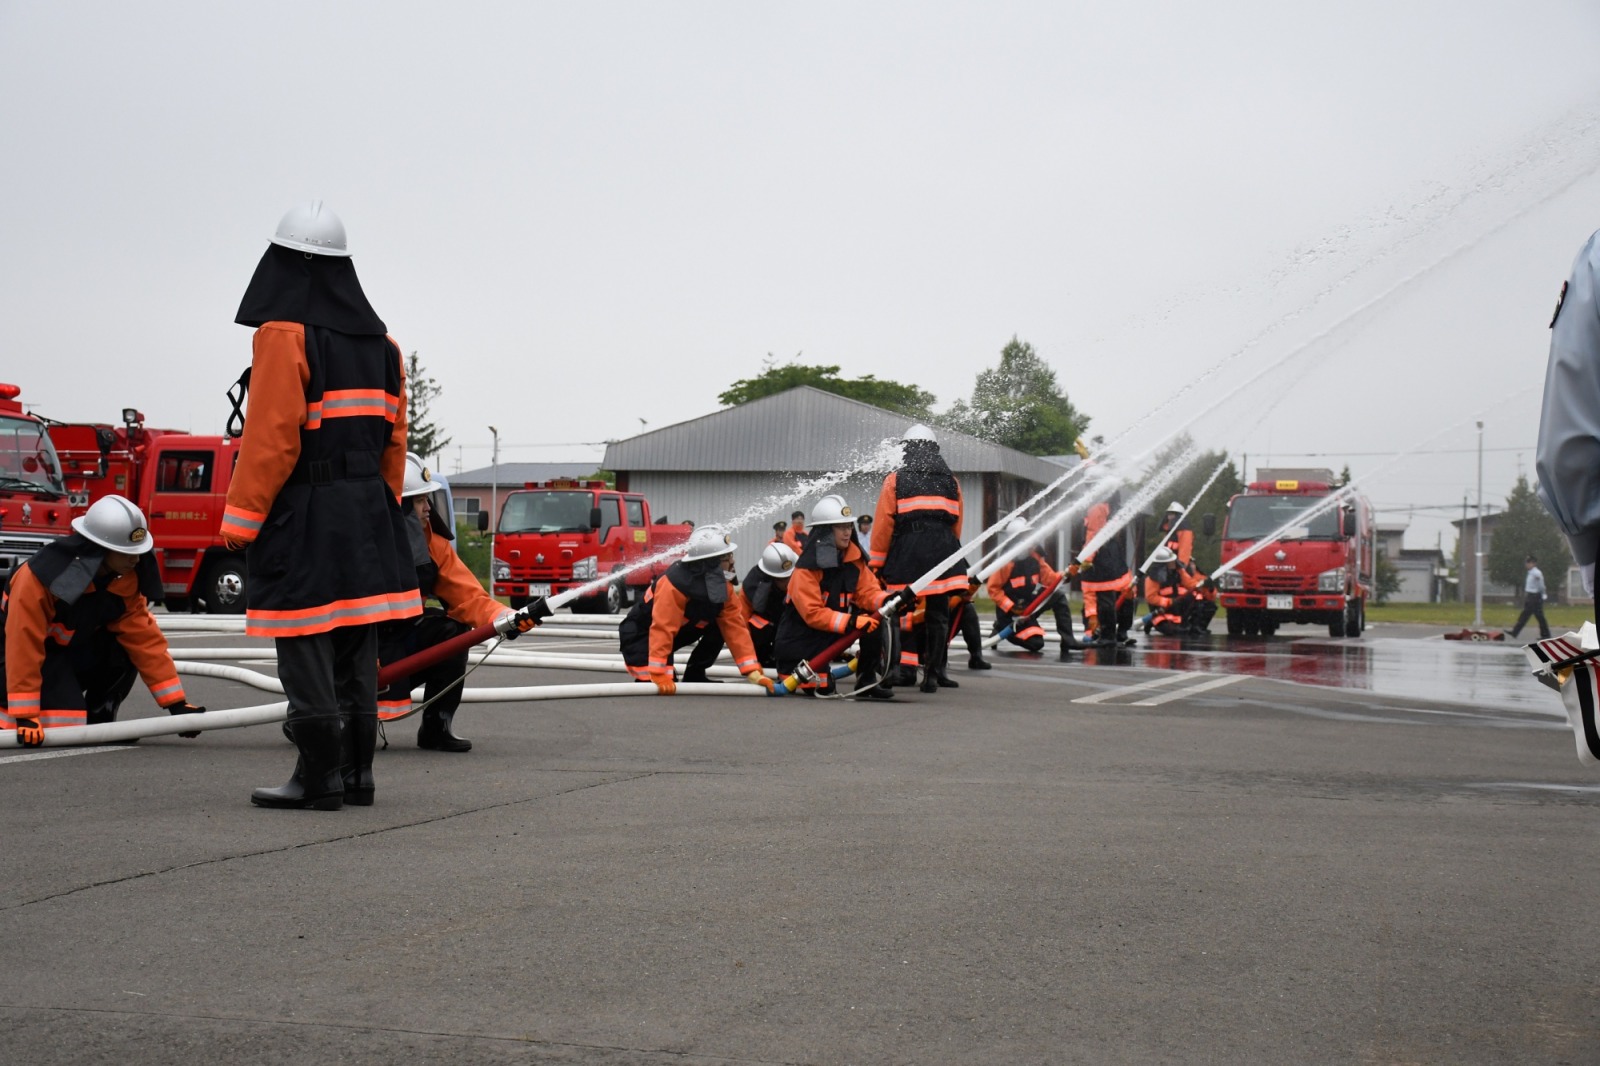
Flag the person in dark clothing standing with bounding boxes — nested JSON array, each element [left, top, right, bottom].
[[223, 201, 421, 810], [741, 541, 798, 668], [869, 424, 968, 694], [985, 516, 1088, 660], [1508, 555, 1552, 640]]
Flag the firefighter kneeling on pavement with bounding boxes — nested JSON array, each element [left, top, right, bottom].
[[1143, 546, 1198, 637], [742, 541, 798, 669], [620, 526, 774, 693], [775, 494, 913, 698], [985, 516, 1088, 659], [2, 496, 205, 744], [375, 454, 536, 752]]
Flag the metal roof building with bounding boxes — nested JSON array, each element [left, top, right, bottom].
[[602, 386, 1076, 577]]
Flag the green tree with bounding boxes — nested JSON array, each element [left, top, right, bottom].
[[1374, 552, 1403, 605], [718, 355, 936, 419], [1486, 475, 1572, 591], [942, 336, 1088, 455], [1134, 437, 1242, 576], [405, 351, 452, 462]]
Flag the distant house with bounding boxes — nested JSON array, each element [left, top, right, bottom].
[[1375, 522, 1449, 603], [450, 462, 602, 530], [1450, 512, 1521, 604], [600, 386, 1080, 578]]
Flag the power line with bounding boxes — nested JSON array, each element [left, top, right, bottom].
[[1262, 446, 1533, 457]]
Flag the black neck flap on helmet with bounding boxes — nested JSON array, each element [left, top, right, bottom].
[[235, 243, 387, 335]]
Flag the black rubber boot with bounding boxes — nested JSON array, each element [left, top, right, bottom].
[[968, 656, 992, 670], [855, 667, 894, 701], [934, 667, 959, 688], [252, 716, 345, 810], [343, 711, 379, 803], [417, 707, 471, 754]]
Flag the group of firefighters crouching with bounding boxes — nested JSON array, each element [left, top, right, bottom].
[[614, 424, 1220, 701]]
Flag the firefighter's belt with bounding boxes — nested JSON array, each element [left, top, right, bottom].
[[895, 514, 956, 532], [286, 449, 381, 486]]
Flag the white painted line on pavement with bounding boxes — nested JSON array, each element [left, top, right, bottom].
[[1130, 674, 1247, 706], [0, 746, 136, 766], [1072, 673, 1191, 704]]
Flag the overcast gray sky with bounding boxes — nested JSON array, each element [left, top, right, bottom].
[[3, 1, 1598, 552]]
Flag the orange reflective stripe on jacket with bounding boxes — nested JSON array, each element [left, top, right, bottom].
[[895, 495, 960, 517], [244, 591, 424, 638]]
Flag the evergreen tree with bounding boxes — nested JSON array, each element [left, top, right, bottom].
[[1486, 475, 1571, 589], [405, 351, 451, 462], [718, 355, 936, 419], [1133, 437, 1242, 576], [942, 336, 1088, 456]]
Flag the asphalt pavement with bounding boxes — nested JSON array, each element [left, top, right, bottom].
[[2, 622, 1597, 1065]]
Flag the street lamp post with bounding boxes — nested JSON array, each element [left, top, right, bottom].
[[489, 426, 500, 589], [1474, 420, 1484, 628]]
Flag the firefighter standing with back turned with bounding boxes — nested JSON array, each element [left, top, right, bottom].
[[870, 424, 969, 693], [2, 496, 205, 743], [222, 201, 421, 811]]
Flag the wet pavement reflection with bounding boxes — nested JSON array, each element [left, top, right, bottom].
[[1051, 631, 1549, 714]]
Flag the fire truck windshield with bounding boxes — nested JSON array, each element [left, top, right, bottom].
[[1224, 495, 1339, 541], [499, 491, 593, 534], [0, 415, 64, 496]]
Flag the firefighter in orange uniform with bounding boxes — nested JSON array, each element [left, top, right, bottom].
[[1158, 502, 1194, 566], [870, 424, 968, 694], [2, 496, 205, 744], [775, 495, 912, 698], [1157, 501, 1216, 633], [1143, 546, 1191, 636], [1079, 499, 1135, 647], [222, 201, 421, 810], [741, 541, 798, 668], [985, 516, 1088, 660], [374, 454, 536, 758], [619, 526, 774, 693], [782, 511, 807, 555]]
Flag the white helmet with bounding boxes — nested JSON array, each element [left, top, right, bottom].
[[682, 525, 737, 562], [72, 495, 155, 555], [901, 423, 937, 444], [270, 200, 350, 257], [1165, 501, 1187, 516], [402, 453, 445, 498], [1149, 545, 1177, 565], [1003, 515, 1031, 536], [759, 542, 799, 578], [808, 494, 856, 527]]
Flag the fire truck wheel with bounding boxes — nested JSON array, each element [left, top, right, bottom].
[[204, 557, 248, 615], [1226, 612, 1244, 636]]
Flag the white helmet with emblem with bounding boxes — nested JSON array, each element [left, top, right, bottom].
[[808, 494, 856, 527], [1149, 545, 1178, 565], [402, 452, 445, 498], [1165, 501, 1187, 516], [73, 494, 155, 555], [759, 542, 799, 578], [901, 423, 937, 444], [682, 525, 737, 562], [270, 200, 350, 257]]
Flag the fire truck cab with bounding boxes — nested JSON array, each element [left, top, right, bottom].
[[1215, 468, 1374, 638], [0, 384, 74, 586]]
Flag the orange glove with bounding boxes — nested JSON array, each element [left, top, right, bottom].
[[15, 718, 44, 747], [651, 673, 677, 695], [853, 612, 880, 633], [745, 671, 775, 693]]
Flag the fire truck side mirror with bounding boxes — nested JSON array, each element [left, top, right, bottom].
[[1341, 509, 1356, 538], [589, 506, 603, 531], [477, 510, 489, 533], [1201, 513, 1216, 537]]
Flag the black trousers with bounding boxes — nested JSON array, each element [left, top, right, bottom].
[[993, 598, 1073, 653], [1510, 592, 1550, 639], [0, 629, 138, 726], [379, 610, 470, 721], [276, 625, 378, 728]]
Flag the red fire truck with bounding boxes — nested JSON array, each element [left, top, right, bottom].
[[48, 412, 245, 613], [1214, 468, 1374, 638], [0, 384, 76, 586], [491, 480, 693, 613]]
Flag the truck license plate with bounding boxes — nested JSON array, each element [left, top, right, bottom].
[[529, 584, 551, 597], [1266, 595, 1293, 611]]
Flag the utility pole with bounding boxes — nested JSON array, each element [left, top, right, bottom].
[[489, 426, 500, 584], [1474, 421, 1484, 628]]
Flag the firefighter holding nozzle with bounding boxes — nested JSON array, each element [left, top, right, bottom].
[[985, 515, 1088, 660], [619, 525, 775, 693], [2, 496, 205, 743], [776, 494, 914, 697], [741, 541, 798, 668], [375, 454, 538, 753]]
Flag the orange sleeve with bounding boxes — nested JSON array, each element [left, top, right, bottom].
[[783, 529, 804, 554], [428, 530, 503, 629], [788, 568, 852, 634], [716, 597, 762, 674], [1143, 575, 1172, 608], [986, 562, 1015, 613], [869, 474, 896, 567], [647, 579, 689, 675], [1038, 555, 1063, 586], [382, 338, 408, 499], [105, 576, 186, 707], [1175, 529, 1194, 566], [221, 323, 310, 543], [3, 565, 53, 718], [852, 560, 888, 611]]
